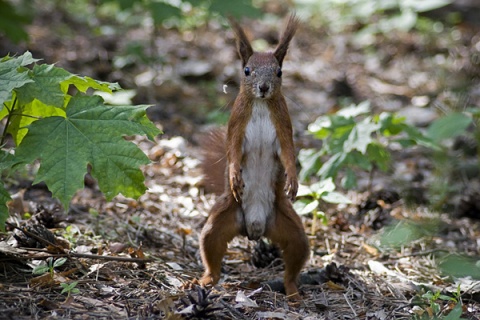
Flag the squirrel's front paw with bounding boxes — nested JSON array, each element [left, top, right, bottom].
[[229, 164, 244, 202], [285, 173, 298, 202]]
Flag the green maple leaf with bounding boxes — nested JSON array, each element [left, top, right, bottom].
[[15, 63, 72, 107], [0, 183, 10, 231], [64, 75, 121, 94], [6, 98, 66, 145], [0, 150, 14, 231], [15, 94, 160, 208], [0, 52, 38, 107], [12, 60, 120, 110]]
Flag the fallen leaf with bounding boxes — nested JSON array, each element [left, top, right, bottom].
[[235, 290, 258, 308]]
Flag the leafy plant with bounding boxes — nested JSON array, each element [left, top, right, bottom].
[[0, 52, 161, 231], [98, 0, 261, 27], [423, 110, 474, 209], [412, 286, 464, 320], [295, 0, 453, 45], [60, 281, 80, 297], [298, 101, 434, 189], [294, 177, 351, 235], [0, 0, 32, 43], [32, 257, 67, 278]]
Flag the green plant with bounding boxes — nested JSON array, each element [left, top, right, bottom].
[[412, 286, 464, 320], [98, 0, 261, 29], [0, 52, 161, 231], [298, 101, 434, 189], [0, 0, 33, 43], [32, 257, 67, 278], [423, 111, 473, 209], [62, 225, 82, 245], [294, 177, 351, 235], [60, 281, 80, 297], [294, 0, 453, 45]]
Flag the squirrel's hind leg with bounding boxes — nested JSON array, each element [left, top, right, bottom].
[[266, 194, 309, 300], [199, 193, 240, 286]]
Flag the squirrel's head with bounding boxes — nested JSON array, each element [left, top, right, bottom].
[[230, 14, 299, 100]]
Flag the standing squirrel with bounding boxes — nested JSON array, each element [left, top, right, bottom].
[[199, 14, 309, 300]]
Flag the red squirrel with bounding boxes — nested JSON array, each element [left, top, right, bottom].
[[199, 14, 309, 300]]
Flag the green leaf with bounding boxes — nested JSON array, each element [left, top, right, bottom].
[[0, 52, 38, 107], [318, 152, 347, 179], [15, 95, 160, 208], [149, 1, 182, 25], [53, 257, 67, 268], [296, 184, 313, 197], [337, 101, 370, 118], [64, 76, 121, 94], [208, 0, 261, 18], [366, 143, 390, 172], [341, 167, 357, 189], [404, 0, 452, 13], [0, 142, 15, 171], [32, 265, 50, 275], [403, 125, 440, 150], [294, 198, 319, 215], [380, 10, 417, 32], [443, 302, 463, 320], [15, 63, 72, 107], [321, 191, 351, 204], [7, 99, 66, 146], [0, 0, 31, 43], [298, 149, 323, 181], [343, 117, 380, 154], [0, 183, 10, 232], [60, 281, 79, 294], [310, 178, 336, 195], [439, 254, 480, 279], [427, 112, 472, 143], [377, 112, 406, 136], [348, 152, 372, 171], [307, 116, 331, 139]]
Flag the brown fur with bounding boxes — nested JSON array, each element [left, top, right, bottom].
[[199, 14, 309, 300]]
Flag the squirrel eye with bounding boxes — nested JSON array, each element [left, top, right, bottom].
[[276, 68, 282, 78], [244, 67, 251, 76]]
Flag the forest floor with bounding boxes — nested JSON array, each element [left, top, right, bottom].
[[1, 4, 480, 319]]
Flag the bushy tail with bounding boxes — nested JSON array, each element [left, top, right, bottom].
[[200, 129, 227, 195]]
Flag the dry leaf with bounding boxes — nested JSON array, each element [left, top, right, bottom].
[[326, 280, 345, 291], [363, 243, 379, 256]]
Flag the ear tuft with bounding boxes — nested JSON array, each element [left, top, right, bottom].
[[273, 14, 299, 67], [229, 17, 254, 67]]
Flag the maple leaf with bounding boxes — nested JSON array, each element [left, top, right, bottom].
[[15, 63, 72, 107], [15, 94, 160, 209], [0, 52, 38, 107], [0, 150, 15, 230], [0, 183, 9, 229], [6, 97, 66, 146]]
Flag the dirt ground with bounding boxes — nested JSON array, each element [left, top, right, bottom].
[[1, 3, 480, 319]]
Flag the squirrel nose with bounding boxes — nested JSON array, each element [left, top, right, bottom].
[[259, 83, 270, 94]]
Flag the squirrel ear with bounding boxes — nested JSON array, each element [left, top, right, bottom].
[[229, 17, 254, 67], [274, 14, 299, 67]]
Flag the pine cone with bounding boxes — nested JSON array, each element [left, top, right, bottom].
[[179, 287, 221, 319], [251, 239, 282, 268]]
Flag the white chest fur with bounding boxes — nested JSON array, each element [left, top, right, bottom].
[[240, 100, 280, 240]]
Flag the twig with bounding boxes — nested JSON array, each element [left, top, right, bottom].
[[14, 248, 153, 263], [343, 293, 357, 318], [1, 96, 17, 146]]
